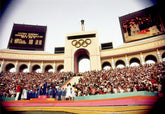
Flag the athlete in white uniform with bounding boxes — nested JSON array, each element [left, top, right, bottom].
[[65, 83, 72, 100], [71, 85, 76, 101]]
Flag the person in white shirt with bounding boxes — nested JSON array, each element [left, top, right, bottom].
[[71, 85, 76, 101], [65, 83, 72, 101], [21, 87, 27, 100], [113, 87, 118, 94]]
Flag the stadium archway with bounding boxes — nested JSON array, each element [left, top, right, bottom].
[[145, 55, 157, 64], [116, 60, 125, 68], [162, 52, 165, 62], [129, 58, 140, 67], [32, 65, 41, 73], [45, 65, 53, 72], [5, 63, 15, 72], [19, 64, 28, 72], [57, 65, 64, 72], [74, 48, 90, 73], [102, 61, 111, 70]]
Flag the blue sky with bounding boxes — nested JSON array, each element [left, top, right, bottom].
[[0, 0, 155, 53]]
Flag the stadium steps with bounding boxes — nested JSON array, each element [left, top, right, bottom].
[[62, 76, 83, 88]]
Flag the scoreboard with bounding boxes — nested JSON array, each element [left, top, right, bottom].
[[119, 5, 165, 43], [8, 24, 47, 51]]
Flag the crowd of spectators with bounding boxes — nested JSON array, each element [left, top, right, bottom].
[[0, 63, 165, 100], [74, 63, 165, 96], [0, 71, 74, 100]]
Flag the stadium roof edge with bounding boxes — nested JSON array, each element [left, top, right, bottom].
[[100, 34, 165, 52], [0, 34, 164, 55], [66, 30, 98, 37], [0, 49, 53, 55], [117, 34, 165, 49]]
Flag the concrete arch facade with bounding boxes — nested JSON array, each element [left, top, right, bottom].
[[162, 52, 165, 59], [5, 63, 15, 72], [145, 54, 158, 63], [44, 65, 53, 72], [115, 59, 126, 68], [56, 62, 64, 72], [42, 61, 54, 73], [101, 59, 112, 68], [143, 51, 158, 63], [102, 61, 111, 69], [57, 64, 64, 72], [19, 64, 28, 72], [74, 48, 90, 73], [64, 31, 101, 72], [0, 34, 165, 73], [129, 57, 141, 65], [2, 60, 16, 72], [17, 61, 29, 72]]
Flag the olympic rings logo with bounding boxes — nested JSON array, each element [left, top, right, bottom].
[[71, 39, 91, 48]]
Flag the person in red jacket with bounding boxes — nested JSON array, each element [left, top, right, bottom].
[[15, 82, 22, 100]]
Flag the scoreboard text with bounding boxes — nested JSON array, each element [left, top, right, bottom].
[[8, 24, 47, 50]]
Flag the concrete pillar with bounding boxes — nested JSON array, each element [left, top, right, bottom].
[[0, 59, 4, 73], [53, 61, 56, 73], [156, 49, 162, 63], [15, 60, 18, 72], [41, 61, 44, 73], [28, 61, 31, 73], [140, 52, 145, 65], [125, 55, 129, 67], [111, 57, 115, 69]]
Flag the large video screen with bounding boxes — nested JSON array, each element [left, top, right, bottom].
[[119, 5, 165, 43], [8, 24, 47, 50]]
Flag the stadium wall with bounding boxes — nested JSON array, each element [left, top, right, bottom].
[[0, 34, 165, 73], [74, 91, 158, 101]]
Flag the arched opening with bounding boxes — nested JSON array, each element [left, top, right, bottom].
[[32, 65, 41, 73], [102, 61, 111, 70], [19, 64, 28, 72], [79, 58, 90, 72], [145, 55, 157, 64], [57, 65, 64, 72], [162, 52, 165, 62], [116, 60, 125, 68], [74, 49, 90, 73], [45, 65, 53, 73], [129, 58, 140, 67], [5, 63, 15, 72]]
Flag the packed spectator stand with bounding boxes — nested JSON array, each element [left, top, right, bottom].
[[0, 72, 74, 100], [75, 63, 165, 97], [0, 62, 165, 101]]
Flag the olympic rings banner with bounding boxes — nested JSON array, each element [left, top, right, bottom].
[[71, 39, 91, 48]]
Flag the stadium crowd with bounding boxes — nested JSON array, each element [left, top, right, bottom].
[[0, 63, 164, 100], [0, 71, 74, 100], [74, 63, 165, 96]]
